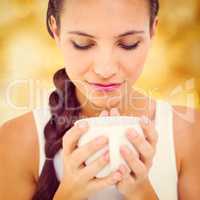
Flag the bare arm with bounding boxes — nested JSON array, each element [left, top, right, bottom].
[[0, 112, 38, 200], [174, 106, 200, 199]]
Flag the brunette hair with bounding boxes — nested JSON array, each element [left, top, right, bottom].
[[32, 0, 159, 199]]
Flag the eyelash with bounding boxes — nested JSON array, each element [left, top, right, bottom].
[[118, 42, 140, 50], [71, 41, 140, 51]]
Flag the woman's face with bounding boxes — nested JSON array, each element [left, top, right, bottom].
[[51, 0, 157, 110]]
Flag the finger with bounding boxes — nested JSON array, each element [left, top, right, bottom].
[[71, 136, 109, 167], [119, 164, 135, 184], [110, 107, 120, 116], [118, 163, 131, 178], [99, 110, 109, 117], [80, 150, 110, 181], [62, 120, 89, 155], [116, 164, 136, 192], [88, 171, 123, 193], [140, 116, 158, 147], [126, 128, 155, 165], [120, 145, 147, 179]]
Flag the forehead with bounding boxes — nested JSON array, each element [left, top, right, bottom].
[[60, 0, 150, 37]]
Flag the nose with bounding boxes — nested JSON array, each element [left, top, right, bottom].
[[93, 49, 118, 79]]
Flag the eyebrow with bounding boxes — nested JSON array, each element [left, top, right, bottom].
[[67, 30, 145, 38]]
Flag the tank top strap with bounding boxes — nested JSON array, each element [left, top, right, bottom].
[[32, 107, 51, 176], [149, 99, 178, 199]]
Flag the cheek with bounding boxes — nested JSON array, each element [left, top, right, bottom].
[[121, 43, 150, 81], [61, 47, 92, 79]]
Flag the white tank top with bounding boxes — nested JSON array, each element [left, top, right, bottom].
[[33, 100, 178, 200]]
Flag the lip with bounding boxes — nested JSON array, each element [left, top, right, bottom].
[[87, 81, 124, 87], [86, 81, 124, 92]]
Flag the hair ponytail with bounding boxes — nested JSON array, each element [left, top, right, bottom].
[[32, 68, 82, 200]]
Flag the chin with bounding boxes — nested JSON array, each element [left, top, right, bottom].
[[89, 95, 122, 110]]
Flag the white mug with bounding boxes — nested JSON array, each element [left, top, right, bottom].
[[75, 116, 144, 178]]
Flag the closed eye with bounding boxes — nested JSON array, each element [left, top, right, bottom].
[[118, 41, 140, 50], [71, 41, 94, 50], [71, 40, 140, 51]]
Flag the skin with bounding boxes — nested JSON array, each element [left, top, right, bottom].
[[0, 0, 200, 199], [0, 107, 200, 200], [51, 0, 157, 117]]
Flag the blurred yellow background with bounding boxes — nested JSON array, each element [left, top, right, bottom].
[[0, 0, 200, 124]]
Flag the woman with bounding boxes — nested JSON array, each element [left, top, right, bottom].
[[0, 0, 200, 200]]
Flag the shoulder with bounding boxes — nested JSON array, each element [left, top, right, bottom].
[[0, 111, 39, 182], [172, 104, 200, 146], [172, 105, 199, 132], [171, 104, 200, 175]]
